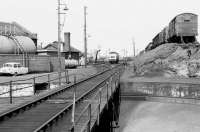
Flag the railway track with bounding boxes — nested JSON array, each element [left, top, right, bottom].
[[0, 64, 122, 132]]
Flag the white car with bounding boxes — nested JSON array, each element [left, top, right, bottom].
[[0, 62, 28, 75], [65, 59, 78, 68]]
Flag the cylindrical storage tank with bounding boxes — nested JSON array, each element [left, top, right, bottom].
[[14, 36, 36, 53], [0, 35, 36, 54], [0, 36, 16, 54]]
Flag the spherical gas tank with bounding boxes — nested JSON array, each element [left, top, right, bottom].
[[0, 36, 16, 54], [14, 36, 36, 53]]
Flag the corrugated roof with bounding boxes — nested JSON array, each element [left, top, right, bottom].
[[0, 21, 37, 39]]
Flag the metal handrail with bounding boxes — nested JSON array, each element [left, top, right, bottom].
[[81, 119, 91, 132], [0, 69, 72, 103], [0, 84, 32, 95], [33, 66, 115, 132], [74, 104, 90, 126], [70, 67, 122, 132]]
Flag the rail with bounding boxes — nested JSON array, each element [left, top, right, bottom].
[[69, 67, 122, 132]]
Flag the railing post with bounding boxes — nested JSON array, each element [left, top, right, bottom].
[[179, 87, 181, 98], [67, 70, 69, 83], [115, 80, 116, 91], [106, 81, 109, 102], [9, 81, 12, 104], [71, 78, 76, 131], [97, 103, 100, 126], [33, 77, 36, 95], [106, 82, 109, 110], [87, 104, 91, 132], [99, 88, 102, 106], [65, 70, 67, 84], [58, 71, 61, 87], [97, 89, 102, 126], [118, 71, 120, 82], [111, 77, 113, 94], [74, 75, 76, 84], [48, 74, 50, 89]]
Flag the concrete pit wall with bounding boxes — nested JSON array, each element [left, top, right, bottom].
[[0, 54, 65, 73]]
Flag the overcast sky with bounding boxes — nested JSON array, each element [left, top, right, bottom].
[[0, 0, 200, 57]]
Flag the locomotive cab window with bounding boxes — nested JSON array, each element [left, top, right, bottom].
[[184, 19, 190, 22]]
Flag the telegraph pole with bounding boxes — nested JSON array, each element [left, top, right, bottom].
[[132, 37, 135, 57], [57, 0, 62, 86], [84, 6, 87, 67]]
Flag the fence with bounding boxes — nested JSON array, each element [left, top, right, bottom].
[[0, 69, 81, 104]]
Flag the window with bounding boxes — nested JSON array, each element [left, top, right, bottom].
[[14, 64, 18, 68], [5, 64, 12, 67], [184, 20, 190, 22]]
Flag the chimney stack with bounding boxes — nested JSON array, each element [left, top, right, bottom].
[[64, 32, 71, 53]]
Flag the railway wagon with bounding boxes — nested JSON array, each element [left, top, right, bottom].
[[145, 42, 153, 51], [168, 13, 198, 43], [108, 52, 119, 64], [152, 32, 164, 50], [163, 26, 169, 43], [145, 13, 198, 51], [152, 34, 160, 49]]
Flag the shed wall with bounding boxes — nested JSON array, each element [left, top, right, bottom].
[[0, 54, 65, 73]]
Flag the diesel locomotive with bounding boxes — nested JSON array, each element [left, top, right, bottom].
[[108, 52, 119, 64]]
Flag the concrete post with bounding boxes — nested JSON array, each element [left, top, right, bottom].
[[48, 74, 50, 89], [87, 104, 91, 132], [9, 81, 12, 104]]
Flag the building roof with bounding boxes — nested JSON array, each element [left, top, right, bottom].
[[0, 21, 37, 39], [44, 41, 81, 53]]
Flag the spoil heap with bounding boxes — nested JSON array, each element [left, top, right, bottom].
[[132, 43, 200, 78]]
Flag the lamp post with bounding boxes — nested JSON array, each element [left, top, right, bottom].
[[57, 0, 68, 86], [132, 37, 135, 57], [84, 6, 87, 67], [57, 0, 62, 87]]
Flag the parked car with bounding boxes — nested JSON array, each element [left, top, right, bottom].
[[0, 62, 28, 75], [65, 59, 78, 69]]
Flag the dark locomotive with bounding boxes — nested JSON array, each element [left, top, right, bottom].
[[146, 13, 198, 51]]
